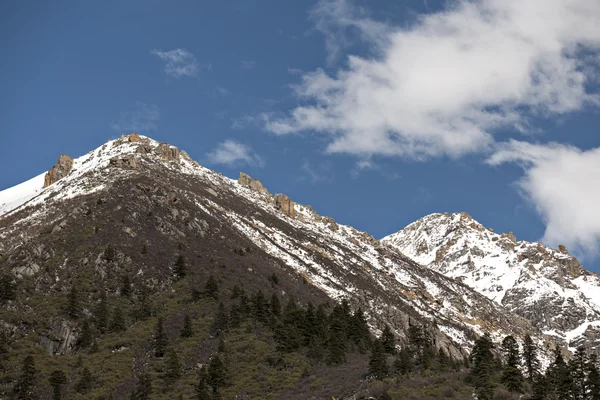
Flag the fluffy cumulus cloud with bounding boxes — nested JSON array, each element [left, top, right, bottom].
[[151, 49, 198, 78], [111, 102, 160, 132], [489, 141, 600, 258], [266, 0, 600, 160], [206, 140, 264, 167]]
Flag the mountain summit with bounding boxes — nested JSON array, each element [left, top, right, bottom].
[[382, 212, 600, 351]]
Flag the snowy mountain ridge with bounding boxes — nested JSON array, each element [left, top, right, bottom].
[[382, 212, 600, 351]]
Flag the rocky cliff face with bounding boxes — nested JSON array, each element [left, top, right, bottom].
[[43, 154, 74, 187], [0, 135, 553, 365], [382, 212, 600, 352]]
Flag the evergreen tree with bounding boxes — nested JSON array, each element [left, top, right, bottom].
[[121, 274, 132, 297], [523, 334, 540, 381], [530, 373, 550, 400], [326, 304, 348, 365], [208, 355, 227, 392], [547, 347, 573, 400], [110, 306, 126, 332], [14, 355, 37, 400], [500, 335, 524, 393], [104, 244, 116, 262], [394, 347, 413, 376], [174, 254, 186, 278], [587, 354, 600, 400], [49, 370, 67, 400], [196, 367, 211, 400], [437, 348, 450, 372], [163, 349, 182, 385], [0, 274, 16, 303], [251, 290, 269, 323], [275, 298, 305, 352], [181, 315, 193, 338], [95, 290, 108, 333], [66, 285, 80, 319], [229, 304, 242, 329], [369, 338, 389, 379], [469, 333, 495, 400], [230, 284, 242, 299], [348, 308, 370, 353], [154, 317, 168, 357], [211, 303, 229, 336], [75, 367, 93, 394], [205, 275, 219, 300], [131, 370, 152, 400], [380, 324, 396, 354], [570, 346, 587, 400], [78, 318, 93, 348], [218, 338, 226, 353], [269, 293, 281, 319], [302, 302, 317, 345]]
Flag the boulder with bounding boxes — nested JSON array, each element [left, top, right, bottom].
[[155, 143, 180, 162], [238, 172, 269, 195], [109, 156, 137, 168], [43, 155, 74, 187]]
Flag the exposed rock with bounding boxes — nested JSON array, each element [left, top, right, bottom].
[[136, 145, 153, 154], [155, 143, 180, 162], [43, 155, 74, 187], [274, 194, 295, 219], [39, 320, 78, 354], [180, 150, 192, 161], [238, 172, 269, 195], [128, 132, 141, 142], [558, 244, 569, 254], [109, 156, 137, 169]]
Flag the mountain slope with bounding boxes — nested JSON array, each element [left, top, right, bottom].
[[382, 212, 600, 351]]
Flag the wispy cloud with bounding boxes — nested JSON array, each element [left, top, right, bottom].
[[240, 60, 256, 69], [151, 48, 198, 78], [266, 0, 600, 160], [111, 102, 160, 132], [489, 141, 600, 259], [205, 140, 264, 167]]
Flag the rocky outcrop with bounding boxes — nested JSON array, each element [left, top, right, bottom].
[[238, 172, 269, 195], [155, 143, 180, 162], [275, 194, 294, 219], [109, 156, 137, 169], [43, 155, 74, 187]]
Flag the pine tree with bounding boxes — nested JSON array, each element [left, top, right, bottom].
[[154, 317, 168, 357], [49, 370, 67, 400], [326, 304, 348, 365], [181, 315, 193, 338], [196, 367, 211, 400], [251, 290, 269, 323], [500, 335, 524, 393], [78, 318, 93, 348], [75, 367, 93, 394], [302, 302, 317, 345], [121, 274, 132, 297], [15, 355, 37, 400], [95, 290, 108, 333], [104, 244, 116, 262], [163, 349, 182, 385], [369, 338, 389, 379], [570, 346, 587, 400], [380, 324, 396, 354], [587, 354, 600, 400], [211, 303, 229, 336], [229, 304, 242, 329], [469, 333, 495, 400], [230, 284, 242, 299], [110, 306, 126, 332], [0, 274, 16, 303], [275, 298, 305, 352], [131, 370, 152, 400], [208, 355, 227, 392], [66, 285, 80, 319], [547, 347, 573, 400], [348, 307, 370, 353], [530, 373, 549, 400], [394, 347, 413, 376], [205, 275, 219, 300], [270, 293, 281, 319], [523, 334, 540, 381], [174, 254, 186, 278]]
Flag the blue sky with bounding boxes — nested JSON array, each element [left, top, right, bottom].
[[2, 0, 600, 270]]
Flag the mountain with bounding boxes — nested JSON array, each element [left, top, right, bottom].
[[382, 212, 600, 352], [0, 133, 551, 398]]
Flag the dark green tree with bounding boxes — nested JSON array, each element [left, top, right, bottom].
[[275, 298, 304, 352], [95, 290, 108, 333], [66, 285, 80, 319], [348, 308, 370, 353], [208, 355, 227, 393], [196, 367, 211, 400], [469, 333, 495, 400], [131, 370, 152, 400], [163, 349, 182, 385], [326, 304, 348, 365], [394, 347, 413, 376], [104, 244, 116, 261], [78, 318, 93, 348], [0, 274, 16, 303], [530, 373, 550, 400], [380, 324, 396, 354], [230, 284, 242, 299], [229, 304, 242, 329], [501, 335, 524, 393], [181, 315, 193, 338], [154, 317, 168, 357], [251, 290, 269, 323], [121, 274, 132, 297], [205, 275, 219, 300], [547, 347, 573, 400], [523, 334, 540, 381], [174, 254, 186, 278], [369, 338, 389, 379], [110, 306, 126, 332], [587, 354, 600, 400], [15, 355, 37, 400], [49, 370, 67, 400], [437, 348, 450, 372], [75, 367, 93, 394], [269, 293, 281, 319], [570, 346, 587, 400], [211, 303, 229, 336]]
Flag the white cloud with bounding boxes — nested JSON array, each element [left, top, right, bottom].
[[266, 0, 600, 160], [205, 140, 264, 167], [151, 49, 198, 78], [489, 141, 600, 258], [111, 102, 160, 132], [240, 60, 256, 69]]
